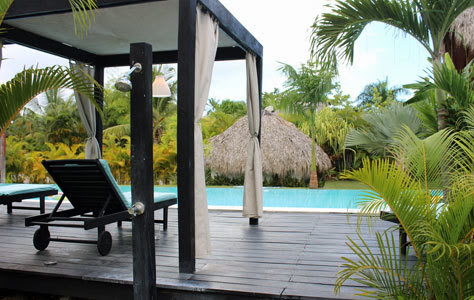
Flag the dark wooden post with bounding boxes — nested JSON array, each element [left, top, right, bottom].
[[249, 55, 263, 226], [177, 0, 197, 273], [130, 42, 156, 299], [94, 64, 104, 154]]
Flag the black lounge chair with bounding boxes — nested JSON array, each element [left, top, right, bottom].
[[25, 159, 177, 256], [0, 184, 58, 214]]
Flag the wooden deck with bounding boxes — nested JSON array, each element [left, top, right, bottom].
[[0, 202, 394, 299]]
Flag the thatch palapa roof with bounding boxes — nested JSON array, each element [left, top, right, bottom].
[[205, 110, 331, 180], [444, 7, 474, 70]]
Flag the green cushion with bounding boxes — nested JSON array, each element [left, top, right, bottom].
[[98, 159, 176, 209], [0, 184, 57, 197], [122, 192, 177, 209], [98, 159, 129, 207]]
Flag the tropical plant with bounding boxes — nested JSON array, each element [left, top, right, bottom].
[[406, 53, 474, 130], [336, 128, 474, 299], [0, 65, 101, 136], [345, 103, 424, 157], [0, 0, 99, 136], [279, 61, 337, 188], [311, 0, 474, 129], [313, 107, 351, 172], [103, 65, 177, 143], [356, 78, 407, 111]]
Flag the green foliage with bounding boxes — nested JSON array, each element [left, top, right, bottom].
[[406, 53, 474, 130], [68, 0, 97, 38], [356, 78, 407, 111], [201, 99, 246, 142], [6, 90, 87, 148], [311, 0, 472, 64], [279, 61, 337, 179], [0, 65, 101, 136], [262, 88, 284, 109], [205, 169, 312, 188], [103, 83, 130, 129], [337, 128, 474, 299], [345, 103, 424, 157], [207, 99, 247, 117]]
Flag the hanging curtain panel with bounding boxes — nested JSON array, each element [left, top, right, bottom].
[[194, 5, 219, 258], [70, 62, 101, 159], [243, 53, 263, 218]]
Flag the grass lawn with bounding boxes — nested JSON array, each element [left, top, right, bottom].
[[322, 180, 369, 190]]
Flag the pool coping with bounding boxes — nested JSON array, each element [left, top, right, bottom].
[[20, 199, 361, 214]]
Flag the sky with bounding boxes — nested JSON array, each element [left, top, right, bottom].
[[0, 0, 431, 103]]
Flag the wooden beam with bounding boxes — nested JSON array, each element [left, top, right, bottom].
[[5, 0, 167, 20], [101, 46, 245, 67], [93, 64, 104, 154], [1, 25, 99, 64], [199, 0, 263, 58], [130, 42, 156, 299], [177, 0, 196, 274]]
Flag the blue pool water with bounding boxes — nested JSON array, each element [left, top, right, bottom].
[[119, 186, 365, 209]]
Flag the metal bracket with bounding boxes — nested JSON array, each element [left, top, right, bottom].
[[128, 202, 145, 216]]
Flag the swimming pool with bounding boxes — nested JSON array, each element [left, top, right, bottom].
[[119, 186, 365, 210]]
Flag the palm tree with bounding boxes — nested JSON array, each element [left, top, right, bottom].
[[356, 78, 407, 111], [336, 128, 474, 298], [345, 103, 424, 157], [279, 62, 337, 188], [311, 0, 474, 129]]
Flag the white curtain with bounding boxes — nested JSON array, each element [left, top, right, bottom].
[[0, 42, 5, 183], [194, 5, 219, 258], [243, 53, 263, 218], [70, 62, 101, 159]]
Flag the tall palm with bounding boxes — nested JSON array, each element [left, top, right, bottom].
[[279, 62, 336, 188], [311, 0, 474, 129]]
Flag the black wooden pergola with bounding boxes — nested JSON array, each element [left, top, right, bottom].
[[3, 0, 262, 298]]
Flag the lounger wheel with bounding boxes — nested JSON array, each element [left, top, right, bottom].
[[97, 231, 112, 256], [33, 227, 50, 251]]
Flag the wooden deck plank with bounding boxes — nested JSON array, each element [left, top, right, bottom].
[[0, 202, 397, 299]]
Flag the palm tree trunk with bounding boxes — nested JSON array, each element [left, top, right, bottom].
[[434, 55, 448, 130], [0, 132, 5, 183], [309, 136, 319, 189]]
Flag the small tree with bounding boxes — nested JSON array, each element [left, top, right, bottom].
[[279, 62, 337, 188]]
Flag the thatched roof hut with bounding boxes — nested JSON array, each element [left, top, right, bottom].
[[444, 7, 474, 70], [205, 110, 331, 180]]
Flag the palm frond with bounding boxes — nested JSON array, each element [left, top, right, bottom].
[[342, 158, 430, 257], [405, 53, 474, 108], [462, 105, 474, 130], [391, 127, 456, 190], [345, 103, 423, 156], [68, 0, 97, 38], [103, 124, 130, 138], [311, 0, 431, 64], [0, 0, 14, 32], [335, 232, 425, 298], [0, 65, 101, 135]]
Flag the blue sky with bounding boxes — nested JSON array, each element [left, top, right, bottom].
[[1, 0, 431, 103]]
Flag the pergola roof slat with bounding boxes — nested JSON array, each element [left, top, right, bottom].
[[4, 0, 262, 62]]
